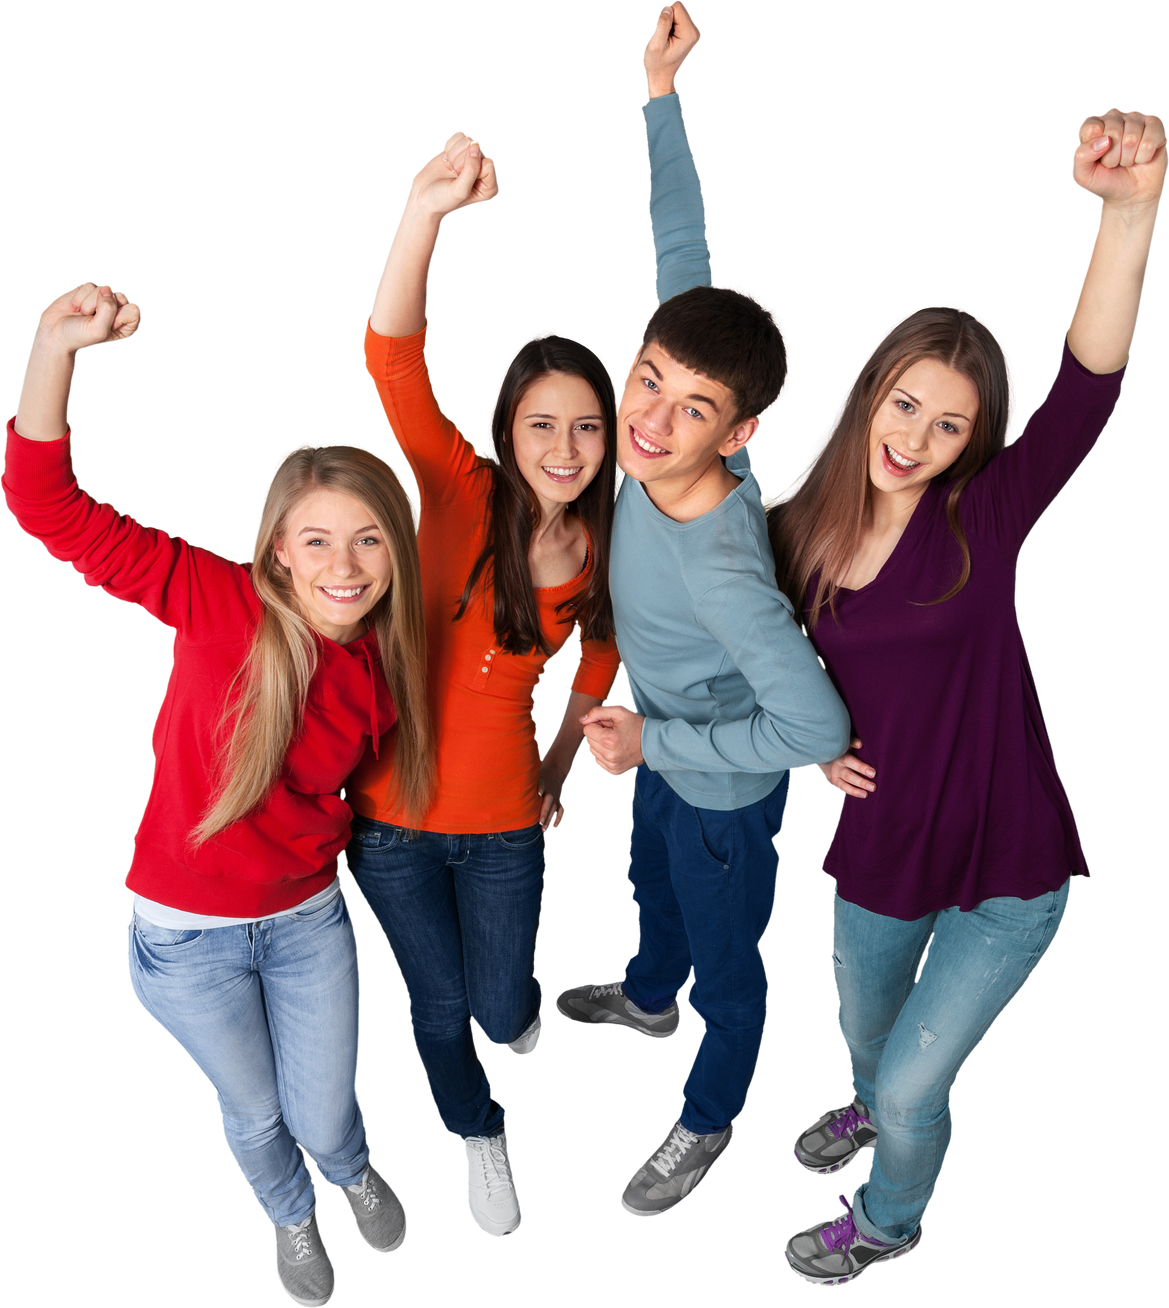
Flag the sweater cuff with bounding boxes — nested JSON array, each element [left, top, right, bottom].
[[643, 91, 683, 127], [3, 419, 76, 501], [640, 717, 665, 772], [365, 320, 428, 376], [1062, 337, 1127, 383]]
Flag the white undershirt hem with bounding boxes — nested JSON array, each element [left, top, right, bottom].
[[133, 877, 341, 931]]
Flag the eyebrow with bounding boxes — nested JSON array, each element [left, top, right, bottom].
[[297, 525, 379, 536], [894, 388, 970, 422], [640, 358, 720, 412], [523, 412, 605, 421]]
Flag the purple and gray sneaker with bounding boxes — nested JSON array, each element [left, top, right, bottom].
[[794, 1099, 877, 1174], [785, 1195, 920, 1285]]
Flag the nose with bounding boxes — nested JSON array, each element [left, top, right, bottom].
[[332, 547, 361, 578], [641, 392, 672, 437]]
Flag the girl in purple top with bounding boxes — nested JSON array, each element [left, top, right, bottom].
[[768, 110, 1164, 1284]]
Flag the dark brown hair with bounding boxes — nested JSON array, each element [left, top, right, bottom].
[[456, 336, 617, 655], [643, 285, 786, 423], [767, 307, 1009, 628]]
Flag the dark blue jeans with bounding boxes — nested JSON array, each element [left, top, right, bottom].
[[622, 766, 789, 1135], [346, 817, 544, 1139]]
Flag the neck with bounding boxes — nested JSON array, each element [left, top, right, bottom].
[[642, 458, 738, 524], [866, 480, 930, 533], [530, 495, 572, 544]]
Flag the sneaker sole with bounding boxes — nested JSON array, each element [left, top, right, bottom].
[[784, 1227, 921, 1285], [469, 1211, 521, 1236], [555, 997, 676, 1037], [271, 1255, 332, 1308], [793, 1139, 876, 1175], [620, 1198, 669, 1216], [368, 1225, 406, 1252]]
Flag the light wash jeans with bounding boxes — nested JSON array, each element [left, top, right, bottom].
[[834, 882, 1068, 1244], [128, 892, 369, 1226]]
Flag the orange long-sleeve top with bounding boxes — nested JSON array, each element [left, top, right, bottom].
[[348, 325, 621, 834]]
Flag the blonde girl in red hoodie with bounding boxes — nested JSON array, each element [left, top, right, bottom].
[[5, 283, 435, 1308]]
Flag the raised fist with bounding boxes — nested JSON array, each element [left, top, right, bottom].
[[37, 283, 140, 353], [645, 3, 700, 98], [1075, 110, 1165, 209], [409, 132, 498, 219]]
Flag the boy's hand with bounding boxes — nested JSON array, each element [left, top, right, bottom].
[[818, 738, 876, 799], [581, 705, 645, 774], [1075, 110, 1165, 210], [37, 283, 139, 355], [408, 134, 498, 219], [645, 3, 700, 99]]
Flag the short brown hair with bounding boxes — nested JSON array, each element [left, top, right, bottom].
[[643, 286, 786, 423]]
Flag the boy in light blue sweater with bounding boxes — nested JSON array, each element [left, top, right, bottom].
[[556, 6, 849, 1215]]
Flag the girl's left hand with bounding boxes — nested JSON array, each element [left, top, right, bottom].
[[537, 761, 566, 829], [1075, 110, 1165, 209]]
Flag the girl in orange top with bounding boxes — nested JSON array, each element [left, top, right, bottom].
[[346, 134, 621, 1236]]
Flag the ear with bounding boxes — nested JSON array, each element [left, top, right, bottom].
[[274, 541, 290, 570], [717, 416, 759, 457]]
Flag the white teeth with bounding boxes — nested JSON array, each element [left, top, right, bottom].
[[542, 466, 579, 476], [885, 444, 920, 469], [633, 431, 668, 455], [322, 586, 365, 598]]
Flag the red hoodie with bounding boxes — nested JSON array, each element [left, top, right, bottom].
[[4, 421, 396, 916]]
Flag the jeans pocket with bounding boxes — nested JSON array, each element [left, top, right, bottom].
[[493, 824, 544, 850], [132, 915, 206, 950], [292, 891, 345, 922], [348, 819, 405, 854]]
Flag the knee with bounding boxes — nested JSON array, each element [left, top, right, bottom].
[[220, 1103, 285, 1148], [873, 1079, 949, 1133]]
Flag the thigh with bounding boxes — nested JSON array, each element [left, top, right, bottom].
[[129, 916, 279, 1110], [833, 895, 936, 1045], [257, 894, 362, 1125], [877, 882, 1069, 1105], [455, 824, 544, 1010], [347, 819, 467, 1003], [628, 767, 680, 901]]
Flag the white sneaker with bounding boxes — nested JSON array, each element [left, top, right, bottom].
[[507, 1013, 541, 1054], [465, 1132, 521, 1235]]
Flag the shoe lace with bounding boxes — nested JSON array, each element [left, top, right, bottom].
[[283, 1217, 315, 1261], [827, 1104, 871, 1141], [471, 1138, 514, 1198], [650, 1124, 699, 1178], [591, 982, 624, 999], [821, 1197, 861, 1255], [347, 1169, 380, 1212]]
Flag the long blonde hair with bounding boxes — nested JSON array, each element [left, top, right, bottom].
[[194, 446, 434, 842], [767, 308, 1009, 628]]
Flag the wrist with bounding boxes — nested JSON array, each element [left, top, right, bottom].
[[1101, 195, 1161, 226], [31, 327, 79, 361], [646, 76, 676, 99]]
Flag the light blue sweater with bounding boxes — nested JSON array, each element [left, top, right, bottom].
[[609, 95, 850, 811]]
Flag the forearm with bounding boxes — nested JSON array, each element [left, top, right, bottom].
[[15, 336, 75, 442], [1068, 199, 1159, 373], [370, 203, 443, 338], [645, 94, 711, 303], [546, 690, 609, 769]]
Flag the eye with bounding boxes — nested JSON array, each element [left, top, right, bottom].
[[896, 399, 914, 413], [576, 422, 600, 432], [938, 421, 959, 435], [305, 537, 328, 547], [641, 377, 660, 392], [531, 421, 553, 429], [357, 536, 381, 547], [683, 406, 703, 420]]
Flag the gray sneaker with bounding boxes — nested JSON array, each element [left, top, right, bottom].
[[786, 1194, 920, 1285], [275, 1213, 333, 1307], [622, 1120, 732, 1215], [344, 1165, 406, 1251], [556, 982, 678, 1037], [794, 1098, 877, 1174]]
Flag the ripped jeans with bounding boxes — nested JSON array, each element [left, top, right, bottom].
[[833, 882, 1068, 1243]]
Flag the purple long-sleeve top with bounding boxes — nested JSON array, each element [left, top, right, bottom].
[[808, 343, 1124, 920]]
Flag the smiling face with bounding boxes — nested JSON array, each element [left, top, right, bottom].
[[617, 342, 755, 489], [509, 372, 608, 516], [274, 488, 393, 644], [867, 357, 980, 497]]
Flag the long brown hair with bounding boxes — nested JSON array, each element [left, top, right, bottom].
[[767, 307, 1009, 628], [456, 336, 617, 656], [195, 445, 434, 842]]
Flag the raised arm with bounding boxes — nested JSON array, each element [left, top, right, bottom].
[[1068, 110, 1164, 374], [370, 135, 498, 338], [643, 5, 710, 303], [7, 285, 249, 632]]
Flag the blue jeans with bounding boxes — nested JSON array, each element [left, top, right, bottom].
[[834, 882, 1069, 1243], [346, 817, 544, 1139], [622, 766, 789, 1135], [128, 892, 369, 1227]]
